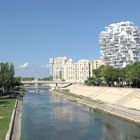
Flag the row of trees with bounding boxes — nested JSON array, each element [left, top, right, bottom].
[[22, 76, 53, 81], [85, 61, 140, 88], [0, 63, 22, 96], [22, 77, 34, 81], [38, 76, 53, 81]]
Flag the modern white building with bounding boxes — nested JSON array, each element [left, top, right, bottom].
[[99, 21, 140, 68], [49, 57, 67, 81]]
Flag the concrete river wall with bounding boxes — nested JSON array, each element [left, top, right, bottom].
[[64, 85, 140, 123]]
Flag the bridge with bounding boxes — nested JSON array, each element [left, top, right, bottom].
[[25, 86, 49, 93], [21, 80, 73, 89], [21, 80, 72, 85]]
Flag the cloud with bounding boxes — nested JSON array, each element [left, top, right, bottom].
[[40, 64, 50, 69], [16, 63, 50, 78], [19, 63, 29, 69]]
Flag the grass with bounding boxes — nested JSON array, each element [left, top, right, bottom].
[[58, 89, 84, 99], [0, 97, 16, 140]]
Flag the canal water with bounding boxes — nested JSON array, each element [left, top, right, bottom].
[[21, 91, 140, 140]]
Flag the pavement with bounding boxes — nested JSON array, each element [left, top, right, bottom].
[[11, 99, 22, 140]]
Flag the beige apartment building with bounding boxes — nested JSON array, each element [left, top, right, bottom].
[[49, 57, 67, 81], [49, 57, 105, 83], [90, 59, 105, 77], [64, 59, 90, 83]]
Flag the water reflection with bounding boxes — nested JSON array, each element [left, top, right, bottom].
[[83, 105, 140, 140], [22, 92, 140, 140]]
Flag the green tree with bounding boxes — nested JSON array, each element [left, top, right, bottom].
[[23, 77, 35, 81], [124, 64, 133, 87], [0, 63, 20, 96], [85, 62, 140, 88], [0, 63, 10, 94], [131, 62, 140, 88], [85, 77, 96, 86]]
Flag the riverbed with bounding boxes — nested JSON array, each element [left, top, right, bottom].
[[21, 91, 140, 140]]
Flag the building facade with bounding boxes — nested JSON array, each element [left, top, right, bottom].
[[49, 57, 67, 81], [90, 59, 105, 77], [99, 21, 140, 68], [49, 57, 105, 83], [64, 59, 90, 83]]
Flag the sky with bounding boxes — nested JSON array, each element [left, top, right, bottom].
[[0, 0, 140, 78]]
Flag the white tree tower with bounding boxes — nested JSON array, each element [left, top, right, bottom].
[[99, 21, 140, 68]]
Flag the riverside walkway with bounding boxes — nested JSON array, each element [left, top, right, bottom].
[[11, 99, 22, 140]]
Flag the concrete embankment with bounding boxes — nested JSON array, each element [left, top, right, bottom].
[[50, 85, 140, 124], [5, 98, 23, 140], [67, 85, 140, 111]]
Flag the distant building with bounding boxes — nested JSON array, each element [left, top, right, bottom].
[[90, 59, 105, 77], [99, 21, 140, 68], [49, 57, 67, 81], [49, 56, 105, 83], [64, 59, 90, 83]]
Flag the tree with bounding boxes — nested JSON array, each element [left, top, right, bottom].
[[12, 77, 23, 90], [130, 62, 140, 88], [85, 77, 96, 86], [0, 63, 10, 94], [23, 77, 35, 81], [38, 76, 53, 81], [85, 61, 140, 88], [0, 62, 20, 96]]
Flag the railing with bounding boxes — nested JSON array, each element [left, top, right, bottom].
[[21, 80, 72, 84]]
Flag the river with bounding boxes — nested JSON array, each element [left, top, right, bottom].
[[21, 90, 140, 140]]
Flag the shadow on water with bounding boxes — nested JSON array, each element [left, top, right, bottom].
[[22, 91, 140, 140]]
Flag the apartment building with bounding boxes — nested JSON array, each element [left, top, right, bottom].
[[90, 59, 105, 77], [99, 21, 140, 68], [64, 59, 90, 83], [49, 57, 67, 81], [49, 57, 105, 83]]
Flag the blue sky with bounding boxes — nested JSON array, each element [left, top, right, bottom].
[[0, 0, 140, 77]]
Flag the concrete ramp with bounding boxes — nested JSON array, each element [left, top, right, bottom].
[[67, 85, 140, 111]]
